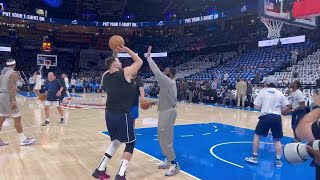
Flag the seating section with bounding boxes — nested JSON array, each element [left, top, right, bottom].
[[186, 43, 315, 86], [274, 49, 320, 85], [173, 52, 237, 80]]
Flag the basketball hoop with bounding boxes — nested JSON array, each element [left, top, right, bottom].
[[261, 18, 283, 39]]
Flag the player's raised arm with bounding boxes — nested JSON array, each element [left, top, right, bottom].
[[146, 46, 171, 83], [118, 45, 143, 77]]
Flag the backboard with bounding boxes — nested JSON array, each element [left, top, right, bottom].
[[259, 0, 317, 29], [37, 54, 57, 68]]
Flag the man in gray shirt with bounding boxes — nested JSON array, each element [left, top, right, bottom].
[[0, 59, 36, 146], [146, 46, 179, 176]]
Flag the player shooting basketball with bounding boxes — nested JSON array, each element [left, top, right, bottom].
[[146, 46, 180, 176], [92, 41, 143, 180]]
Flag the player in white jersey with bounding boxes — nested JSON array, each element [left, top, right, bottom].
[[70, 77, 76, 94], [245, 76, 289, 168], [0, 59, 36, 146], [62, 73, 71, 99], [289, 80, 306, 142], [33, 70, 42, 97]]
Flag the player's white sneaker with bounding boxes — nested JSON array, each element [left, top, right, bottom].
[[20, 138, 36, 146], [245, 156, 258, 164], [158, 158, 170, 169], [276, 159, 283, 168], [165, 163, 180, 176], [0, 139, 8, 146]]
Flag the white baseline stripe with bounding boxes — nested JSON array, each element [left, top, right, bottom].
[[99, 132, 201, 180]]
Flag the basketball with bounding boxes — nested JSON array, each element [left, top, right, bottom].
[[38, 94, 47, 101], [109, 35, 125, 50], [140, 100, 153, 110]]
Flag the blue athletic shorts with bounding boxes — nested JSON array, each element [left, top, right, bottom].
[[130, 105, 139, 120], [106, 111, 136, 143]]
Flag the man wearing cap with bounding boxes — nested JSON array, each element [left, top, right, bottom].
[[0, 59, 36, 146], [245, 76, 289, 168]]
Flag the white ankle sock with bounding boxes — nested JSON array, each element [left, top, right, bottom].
[[19, 132, 27, 142], [97, 141, 121, 171], [46, 119, 50, 122], [98, 156, 110, 171], [118, 159, 129, 176]]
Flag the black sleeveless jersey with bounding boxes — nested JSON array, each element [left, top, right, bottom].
[[103, 70, 135, 113]]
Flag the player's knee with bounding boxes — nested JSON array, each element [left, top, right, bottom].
[[124, 141, 136, 154], [112, 140, 121, 149]]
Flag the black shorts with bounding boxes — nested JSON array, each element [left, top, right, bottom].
[[29, 84, 35, 90], [255, 114, 283, 140], [106, 111, 135, 143], [59, 91, 66, 103], [71, 85, 75, 89], [312, 121, 320, 140], [291, 109, 306, 130]]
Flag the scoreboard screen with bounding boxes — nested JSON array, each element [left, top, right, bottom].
[[42, 42, 52, 52]]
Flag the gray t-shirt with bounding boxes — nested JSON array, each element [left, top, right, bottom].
[[147, 57, 177, 111]]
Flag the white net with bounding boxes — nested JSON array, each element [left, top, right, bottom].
[[261, 18, 283, 39], [45, 64, 51, 69]]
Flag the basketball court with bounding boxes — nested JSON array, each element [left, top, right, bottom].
[[0, 93, 315, 179], [0, 0, 319, 179]]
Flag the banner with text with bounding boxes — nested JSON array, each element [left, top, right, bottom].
[[258, 35, 306, 47], [0, 46, 11, 52]]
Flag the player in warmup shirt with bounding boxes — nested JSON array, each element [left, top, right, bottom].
[[28, 75, 35, 92], [289, 80, 306, 142], [70, 77, 76, 94], [33, 70, 42, 97], [130, 73, 145, 122], [245, 76, 289, 168], [146, 46, 180, 176], [62, 73, 71, 100], [41, 72, 64, 126], [92, 45, 143, 180], [59, 74, 68, 104], [0, 59, 36, 146]]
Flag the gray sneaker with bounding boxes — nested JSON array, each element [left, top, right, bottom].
[[20, 138, 36, 146], [158, 158, 170, 169], [41, 120, 50, 126], [276, 159, 283, 168], [0, 139, 8, 146], [245, 156, 258, 164], [165, 163, 180, 176]]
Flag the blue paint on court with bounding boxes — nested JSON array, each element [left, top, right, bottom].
[[103, 122, 315, 180]]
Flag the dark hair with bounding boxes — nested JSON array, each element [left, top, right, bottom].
[[294, 80, 302, 89], [105, 56, 117, 70], [168, 67, 176, 77], [267, 83, 276, 88]]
